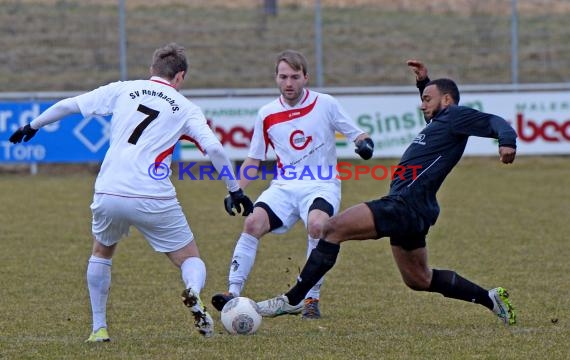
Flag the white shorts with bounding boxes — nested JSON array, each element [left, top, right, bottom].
[[90, 193, 194, 253], [255, 180, 341, 234]]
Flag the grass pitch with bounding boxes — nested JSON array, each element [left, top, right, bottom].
[[2, 1, 570, 91], [0, 157, 568, 359]]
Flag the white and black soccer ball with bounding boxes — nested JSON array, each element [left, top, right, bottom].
[[220, 297, 262, 335]]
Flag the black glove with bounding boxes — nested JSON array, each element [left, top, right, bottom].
[[9, 124, 38, 143], [355, 138, 374, 160], [224, 189, 254, 216]]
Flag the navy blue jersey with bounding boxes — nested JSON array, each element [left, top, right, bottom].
[[388, 105, 517, 225]]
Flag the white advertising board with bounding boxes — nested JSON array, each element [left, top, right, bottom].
[[182, 91, 570, 160]]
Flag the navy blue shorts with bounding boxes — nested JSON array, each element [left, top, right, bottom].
[[365, 195, 430, 251]]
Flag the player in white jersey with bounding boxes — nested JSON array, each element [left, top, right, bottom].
[[9, 43, 254, 341], [212, 50, 374, 319]]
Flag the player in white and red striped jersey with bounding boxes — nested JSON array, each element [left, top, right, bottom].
[[9, 43, 253, 341], [212, 50, 374, 319]]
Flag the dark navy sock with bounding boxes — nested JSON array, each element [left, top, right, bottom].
[[285, 240, 340, 305], [428, 269, 493, 310]]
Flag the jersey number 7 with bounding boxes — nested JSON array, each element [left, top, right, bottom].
[[128, 104, 160, 145]]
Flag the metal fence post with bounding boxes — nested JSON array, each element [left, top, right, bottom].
[[314, 0, 324, 88], [511, 0, 518, 84], [119, 0, 127, 81]]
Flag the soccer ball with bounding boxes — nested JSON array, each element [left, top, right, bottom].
[[220, 297, 262, 335]]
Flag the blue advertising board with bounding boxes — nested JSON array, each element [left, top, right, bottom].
[[0, 101, 180, 163]]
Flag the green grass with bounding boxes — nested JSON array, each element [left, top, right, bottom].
[[0, 157, 568, 359], [1, 1, 570, 91]]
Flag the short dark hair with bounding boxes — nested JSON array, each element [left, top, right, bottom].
[[150, 43, 188, 80], [275, 50, 308, 76], [426, 78, 460, 104]]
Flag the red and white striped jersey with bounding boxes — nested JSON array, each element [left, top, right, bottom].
[[249, 89, 364, 182], [76, 76, 220, 198]]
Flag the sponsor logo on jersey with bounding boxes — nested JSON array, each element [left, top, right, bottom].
[[289, 129, 313, 150], [412, 133, 426, 145]]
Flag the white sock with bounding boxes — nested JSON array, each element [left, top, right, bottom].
[[86, 255, 112, 332], [305, 236, 324, 300], [181, 257, 206, 294], [228, 233, 259, 296]]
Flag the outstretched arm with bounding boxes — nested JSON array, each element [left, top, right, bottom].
[[406, 59, 430, 98], [451, 107, 517, 164], [407, 59, 428, 81], [29, 97, 81, 129], [9, 97, 81, 143]]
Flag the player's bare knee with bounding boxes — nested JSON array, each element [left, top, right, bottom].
[[242, 214, 268, 237], [167, 242, 199, 267], [92, 239, 115, 259], [320, 217, 335, 239], [307, 219, 325, 239]]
